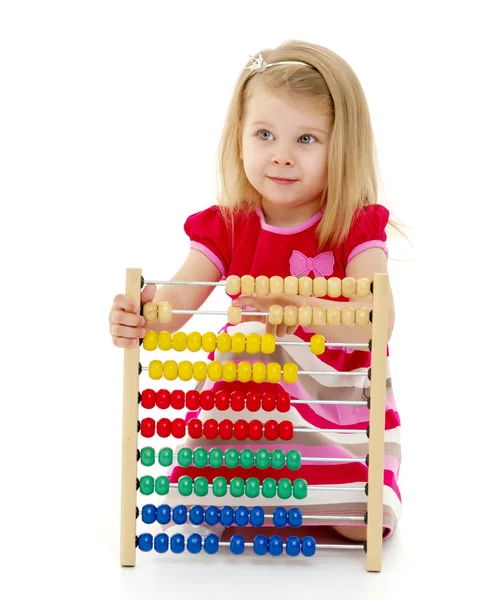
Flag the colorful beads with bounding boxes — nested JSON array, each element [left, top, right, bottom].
[[216, 332, 231, 353], [267, 362, 281, 383], [283, 362, 298, 384], [245, 477, 260, 498], [158, 447, 172, 467], [187, 332, 202, 352], [172, 331, 187, 352], [231, 333, 245, 353], [155, 476, 170, 495], [157, 331, 172, 351], [213, 476, 227, 497], [260, 333, 275, 354], [202, 331, 217, 352], [177, 447, 192, 467], [148, 360, 163, 380], [143, 330, 158, 351]]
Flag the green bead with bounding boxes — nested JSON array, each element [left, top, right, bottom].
[[158, 447, 173, 467], [225, 448, 239, 468], [139, 475, 154, 495], [245, 477, 260, 498], [209, 448, 223, 468], [213, 476, 227, 497], [256, 449, 270, 469], [293, 478, 308, 500], [240, 449, 255, 469], [286, 450, 301, 471], [178, 447, 192, 467], [271, 449, 285, 469], [278, 478, 292, 499], [230, 477, 245, 498], [194, 476, 209, 497], [155, 476, 170, 495], [193, 448, 208, 468], [178, 475, 193, 496], [262, 477, 277, 498], [140, 447, 155, 467]]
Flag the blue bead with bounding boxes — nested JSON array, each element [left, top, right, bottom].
[[156, 504, 171, 525], [253, 535, 269, 556], [250, 506, 264, 527], [234, 506, 249, 527], [187, 533, 202, 554], [205, 506, 219, 526], [154, 533, 169, 553], [172, 504, 187, 525], [220, 506, 234, 527], [286, 536, 301, 557], [141, 504, 157, 524], [189, 505, 204, 525], [171, 533, 185, 554], [138, 533, 153, 552], [204, 533, 219, 554], [269, 535, 283, 556], [230, 534, 245, 555], [273, 507, 288, 527], [301, 536, 316, 557], [288, 508, 303, 528]]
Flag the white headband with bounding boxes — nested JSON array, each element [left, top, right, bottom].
[[245, 52, 313, 74]]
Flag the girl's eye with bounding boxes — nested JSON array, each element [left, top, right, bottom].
[[258, 130, 273, 141], [299, 134, 317, 144]]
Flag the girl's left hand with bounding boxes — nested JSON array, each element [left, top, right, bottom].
[[232, 295, 302, 338]]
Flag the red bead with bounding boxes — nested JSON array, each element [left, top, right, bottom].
[[215, 390, 230, 411], [200, 390, 215, 410], [186, 390, 200, 410], [246, 390, 261, 412], [157, 418, 171, 438], [171, 390, 185, 410], [219, 419, 233, 440], [171, 418, 186, 439], [156, 389, 171, 410], [279, 420, 294, 440], [249, 419, 263, 441], [234, 419, 249, 441], [264, 419, 279, 441], [204, 418, 219, 440], [141, 389, 156, 409], [187, 418, 203, 439], [276, 392, 291, 413], [231, 390, 245, 412], [140, 417, 155, 438], [262, 392, 275, 412]]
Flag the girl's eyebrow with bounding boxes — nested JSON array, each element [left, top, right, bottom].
[[249, 120, 328, 136]]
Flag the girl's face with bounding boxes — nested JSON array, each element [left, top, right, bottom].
[[240, 81, 331, 210]]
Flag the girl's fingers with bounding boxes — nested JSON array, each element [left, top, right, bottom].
[[111, 323, 146, 339], [110, 309, 145, 328], [112, 336, 140, 348]]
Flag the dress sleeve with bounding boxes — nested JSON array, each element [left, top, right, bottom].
[[342, 204, 389, 266], [184, 205, 231, 278]]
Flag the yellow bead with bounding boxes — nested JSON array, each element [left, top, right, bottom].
[[327, 277, 342, 298], [187, 332, 202, 352], [260, 333, 275, 355], [241, 275, 255, 296], [226, 275, 241, 295], [326, 307, 341, 326], [270, 275, 284, 295], [342, 277, 356, 298], [284, 276, 298, 296], [216, 332, 231, 353], [238, 362, 252, 383], [355, 307, 371, 326], [312, 306, 327, 326], [252, 362, 267, 383], [356, 278, 371, 298], [313, 277, 327, 297], [267, 362, 281, 383], [208, 361, 223, 381], [143, 301, 158, 322], [178, 360, 193, 381], [231, 333, 246, 353], [269, 305, 283, 325], [223, 361, 237, 383], [163, 360, 178, 381], [158, 331, 172, 351], [299, 277, 313, 296], [341, 307, 355, 327], [283, 306, 298, 327], [193, 361, 207, 381], [148, 360, 163, 380], [143, 330, 158, 351], [228, 306, 242, 325], [246, 333, 261, 354], [310, 334, 326, 355], [202, 332, 217, 353], [283, 362, 298, 384], [158, 301, 173, 323], [172, 332, 187, 352], [255, 275, 269, 297], [298, 306, 312, 326]]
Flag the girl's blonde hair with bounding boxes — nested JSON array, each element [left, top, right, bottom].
[[215, 39, 410, 256]]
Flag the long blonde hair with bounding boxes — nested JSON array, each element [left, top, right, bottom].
[[215, 39, 410, 256]]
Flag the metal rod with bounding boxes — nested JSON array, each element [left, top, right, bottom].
[[162, 483, 366, 493], [155, 452, 367, 465]]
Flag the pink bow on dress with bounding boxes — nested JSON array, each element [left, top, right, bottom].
[[289, 250, 335, 277]]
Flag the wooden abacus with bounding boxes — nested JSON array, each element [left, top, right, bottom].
[[120, 270, 389, 571]]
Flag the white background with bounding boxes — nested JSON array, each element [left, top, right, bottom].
[[1, 1, 478, 598]]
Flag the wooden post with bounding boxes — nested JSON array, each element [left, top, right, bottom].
[[366, 272, 389, 572], [120, 268, 142, 566]]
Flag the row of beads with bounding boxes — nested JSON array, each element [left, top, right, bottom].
[[225, 274, 371, 298], [140, 417, 294, 441], [147, 359, 299, 384], [141, 446, 302, 470], [141, 504, 303, 528], [137, 532, 317, 557], [138, 474, 308, 499], [140, 389, 291, 413]]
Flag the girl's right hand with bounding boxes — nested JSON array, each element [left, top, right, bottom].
[[109, 283, 157, 348]]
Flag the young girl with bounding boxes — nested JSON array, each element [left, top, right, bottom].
[[109, 40, 403, 545]]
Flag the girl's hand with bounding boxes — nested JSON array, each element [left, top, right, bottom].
[[232, 294, 302, 338], [109, 283, 157, 348]]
